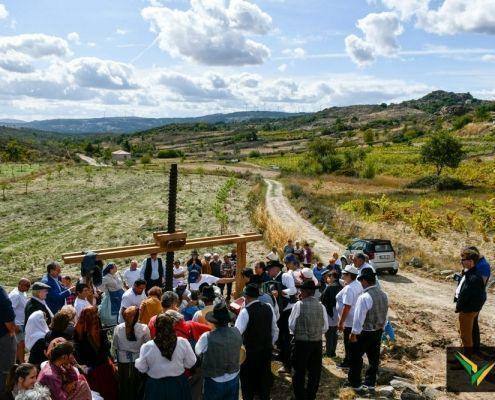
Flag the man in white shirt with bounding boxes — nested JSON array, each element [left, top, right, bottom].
[[235, 284, 279, 400], [173, 260, 186, 288], [119, 279, 147, 323], [73, 283, 91, 320], [9, 278, 30, 362], [266, 260, 297, 374], [337, 265, 362, 369], [123, 260, 140, 289], [188, 270, 234, 292], [288, 280, 328, 400], [347, 270, 388, 394]]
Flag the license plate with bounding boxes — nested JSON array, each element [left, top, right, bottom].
[[379, 255, 390, 260]]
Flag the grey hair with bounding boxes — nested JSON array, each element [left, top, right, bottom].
[[164, 310, 184, 323], [15, 384, 51, 400], [355, 252, 366, 261]]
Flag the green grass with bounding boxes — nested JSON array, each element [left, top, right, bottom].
[[0, 165, 264, 287], [248, 154, 303, 172], [0, 163, 43, 180]]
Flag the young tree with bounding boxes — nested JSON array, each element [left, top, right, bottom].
[[421, 132, 464, 176], [363, 129, 374, 146], [0, 181, 11, 201]]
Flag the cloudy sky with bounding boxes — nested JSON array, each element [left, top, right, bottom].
[[0, 0, 494, 121]]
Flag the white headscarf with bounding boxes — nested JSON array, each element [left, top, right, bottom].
[[25, 310, 49, 351]]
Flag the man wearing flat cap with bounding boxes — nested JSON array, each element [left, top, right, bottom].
[[288, 280, 328, 400], [235, 284, 279, 400], [24, 281, 53, 326], [347, 270, 388, 395], [195, 302, 243, 400]]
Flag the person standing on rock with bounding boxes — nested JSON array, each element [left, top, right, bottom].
[[455, 248, 486, 356], [336, 265, 362, 369], [347, 270, 388, 394], [288, 280, 328, 400]]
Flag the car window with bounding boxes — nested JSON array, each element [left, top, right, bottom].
[[350, 241, 365, 251], [375, 243, 393, 252]]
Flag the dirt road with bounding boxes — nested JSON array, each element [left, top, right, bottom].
[[265, 178, 495, 398], [77, 153, 106, 167]]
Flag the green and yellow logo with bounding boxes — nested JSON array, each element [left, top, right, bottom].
[[455, 352, 495, 387]]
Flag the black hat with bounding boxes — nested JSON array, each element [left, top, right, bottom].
[[32, 282, 50, 290], [205, 302, 235, 325], [201, 285, 216, 302], [357, 270, 376, 282], [266, 260, 283, 270], [248, 275, 263, 286], [300, 280, 316, 291], [243, 283, 260, 298]]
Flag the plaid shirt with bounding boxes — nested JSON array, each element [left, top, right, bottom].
[[65, 294, 76, 305]]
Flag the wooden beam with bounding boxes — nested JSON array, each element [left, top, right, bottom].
[[62, 232, 263, 264], [235, 241, 247, 299]]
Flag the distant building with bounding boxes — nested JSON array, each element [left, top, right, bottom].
[[112, 150, 131, 161]]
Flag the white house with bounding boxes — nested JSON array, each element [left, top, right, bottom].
[[111, 150, 131, 161]]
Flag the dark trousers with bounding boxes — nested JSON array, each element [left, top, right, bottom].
[[325, 326, 338, 357], [218, 283, 233, 300], [240, 350, 272, 400], [473, 314, 480, 352], [348, 330, 382, 388], [291, 340, 322, 400], [146, 279, 162, 292], [203, 376, 239, 400], [342, 327, 352, 365], [277, 308, 292, 369]]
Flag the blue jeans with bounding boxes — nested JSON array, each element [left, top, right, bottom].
[[203, 376, 239, 400], [382, 320, 396, 341]]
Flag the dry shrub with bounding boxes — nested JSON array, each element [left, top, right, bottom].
[[253, 203, 297, 251], [338, 388, 357, 400]]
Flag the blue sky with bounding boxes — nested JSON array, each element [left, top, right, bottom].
[[0, 0, 494, 120]]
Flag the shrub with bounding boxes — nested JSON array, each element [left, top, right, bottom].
[[157, 149, 184, 159], [360, 160, 376, 179], [321, 155, 343, 173], [140, 154, 151, 164], [453, 115, 472, 130], [436, 176, 466, 191], [406, 175, 439, 188], [249, 150, 261, 158], [288, 184, 304, 199]]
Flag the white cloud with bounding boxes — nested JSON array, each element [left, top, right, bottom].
[[115, 28, 128, 35], [278, 63, 288, 72], [345, 12, 403, 66], [67, 32, 81, 44], [87, 42, 97, 48], [0, 34, 70, 58], [482, 54, 495, 62], [67, 57, 138, 90], [0, 50, 34, 73], [282, 47, 306, 59], [157, 72, 235, 102], [368, 0, 428, 20], [141, 0, 272, 66], [0, 3, 8, 20]]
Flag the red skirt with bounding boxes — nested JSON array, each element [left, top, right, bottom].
[[87, 358, 118, 400]]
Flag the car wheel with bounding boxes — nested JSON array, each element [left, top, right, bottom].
[[389, 269, 398, 275]]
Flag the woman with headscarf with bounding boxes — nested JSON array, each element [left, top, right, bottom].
[[112, 306, 150, 400], [38, 338, 92, 400], [138, 286, 163, 325], [98, 263, 124, 327], [25, 311, 49, 367], [135, 313, 196, 400], [45, 308, 75, 345], [73, 306, 118, 400]]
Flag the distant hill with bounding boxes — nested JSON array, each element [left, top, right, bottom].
[[2, 111, 300, 135]]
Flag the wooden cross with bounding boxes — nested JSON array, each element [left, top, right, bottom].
[[61, 164, 263, 296]]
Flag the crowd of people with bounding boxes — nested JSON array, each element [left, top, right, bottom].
[[0, 241, 491, 400]]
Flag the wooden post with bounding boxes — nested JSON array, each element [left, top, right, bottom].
[[235, 241, 247, 298], [165, 163, 178, 291]]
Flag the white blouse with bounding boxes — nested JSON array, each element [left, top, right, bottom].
[[99, 273, 124, 292], [112, 322, 151, 363], [135, 337, 196, 379]]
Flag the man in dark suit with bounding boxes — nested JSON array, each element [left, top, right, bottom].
[[41, 261, 74, 314], [24, 282, 53, 326]]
